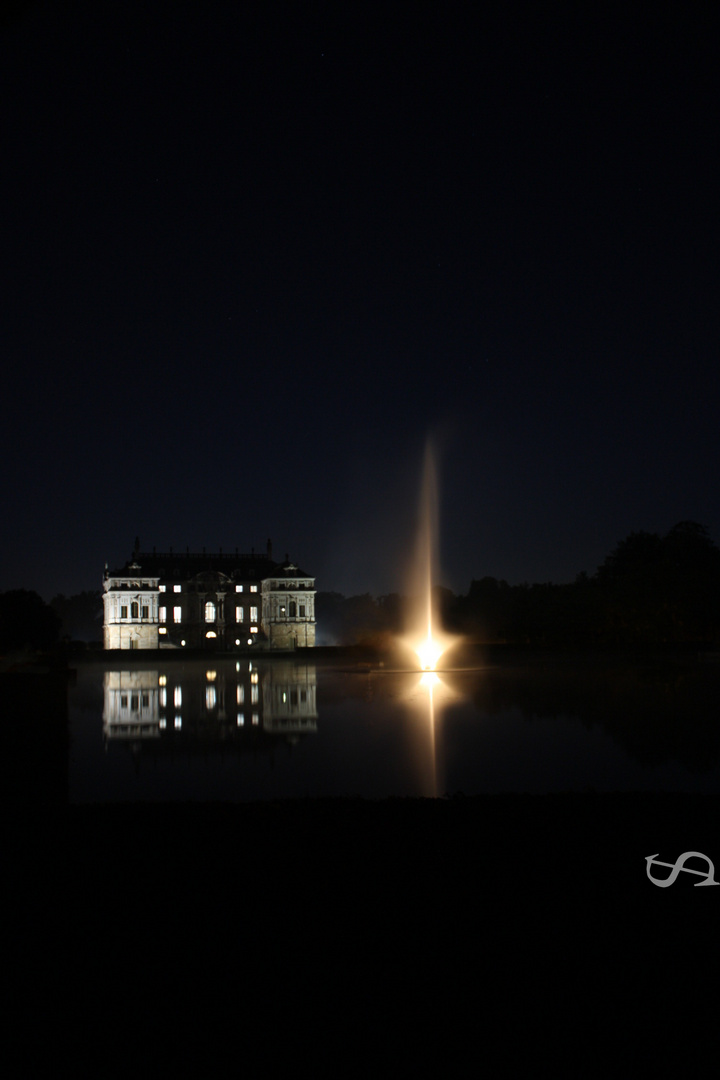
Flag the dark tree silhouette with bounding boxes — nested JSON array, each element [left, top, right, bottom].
[[50, 590, 103, 642], [0, 590, 61, 652]]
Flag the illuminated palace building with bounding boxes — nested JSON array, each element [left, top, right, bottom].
[[103, 540, 316, 650]]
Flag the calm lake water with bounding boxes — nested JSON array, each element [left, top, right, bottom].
[[68, 654, 720, 802]]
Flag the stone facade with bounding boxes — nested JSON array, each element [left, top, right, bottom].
[[103, 542, 316, 651], [102, 565, 160, 650], [262, 564, 317, 649]]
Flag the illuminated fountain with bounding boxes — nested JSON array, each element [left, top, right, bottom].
[[405, 440, 458, 671], [402, 440, 462, 796]]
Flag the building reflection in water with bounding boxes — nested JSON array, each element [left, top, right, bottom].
[[103, 661, 318, 756]]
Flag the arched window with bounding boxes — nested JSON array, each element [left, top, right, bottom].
[[205, 601, 216, 622]]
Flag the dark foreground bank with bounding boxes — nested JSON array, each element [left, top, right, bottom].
[[5, 662, 719, 1069], [19, 791, 720, 936]]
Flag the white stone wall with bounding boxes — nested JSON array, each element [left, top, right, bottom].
[[103, 576, 160, 649], [262, 574, 316, 649]]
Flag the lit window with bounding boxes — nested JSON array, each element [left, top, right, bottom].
[[173, 606, 182, 623], [250, 626, 258, 633], [236, 606, 244, 622], [159, 585, 166, 593], [174, 686, 182, 707], [250, 585, 258, 592], [159, 717, 167, 729], [159, 607, 167, 622], [250, 606, 258, 622], [237, 685, 244, 704], [251, 685, 259, 704], [206, 671, 217, 681], [206, 686, 216, 709], [235, 585, 243, 593], [206, 630, 217, 638], [159, 675, 167, 686], [252, 713, 259, 725], [174, 716, 182, 729], [174, 585, 182, 593], [159, 687, 167, 707], [205, 601, 216, 622], [237, 713, 244, 726], [159, 627, 167, 635]]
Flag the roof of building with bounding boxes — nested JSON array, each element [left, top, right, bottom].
[[106, 547, 314, 583], [268, 562, 315, 581]]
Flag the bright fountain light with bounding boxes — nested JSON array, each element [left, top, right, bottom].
[[415, 632, 444, 671]]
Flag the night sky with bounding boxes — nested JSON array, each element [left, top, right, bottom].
[[2, 2, 718, 601]]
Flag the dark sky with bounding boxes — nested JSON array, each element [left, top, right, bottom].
[[2, 1, 718, 600]]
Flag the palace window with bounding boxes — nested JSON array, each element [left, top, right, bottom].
[[121, 606, 128, 619], [205, 601, 216, 622], [142, 606, 149, 619], [299, 606, 306, 617], [131, 602, 139, 618], [289, 601, 296, 617]]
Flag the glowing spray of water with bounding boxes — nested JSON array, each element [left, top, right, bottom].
[[403, 439, 461, 796], [408, 440, 454, 671]]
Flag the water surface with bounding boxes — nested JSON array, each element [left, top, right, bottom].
[[68, 655, 720, 802]]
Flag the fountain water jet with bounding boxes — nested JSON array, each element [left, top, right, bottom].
[[397, 440, 464, 796], [405, 440, 458, 671]]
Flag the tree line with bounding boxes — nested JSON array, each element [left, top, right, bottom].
[[317, 521, 720, 648], [1, 522, 718, 652]]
